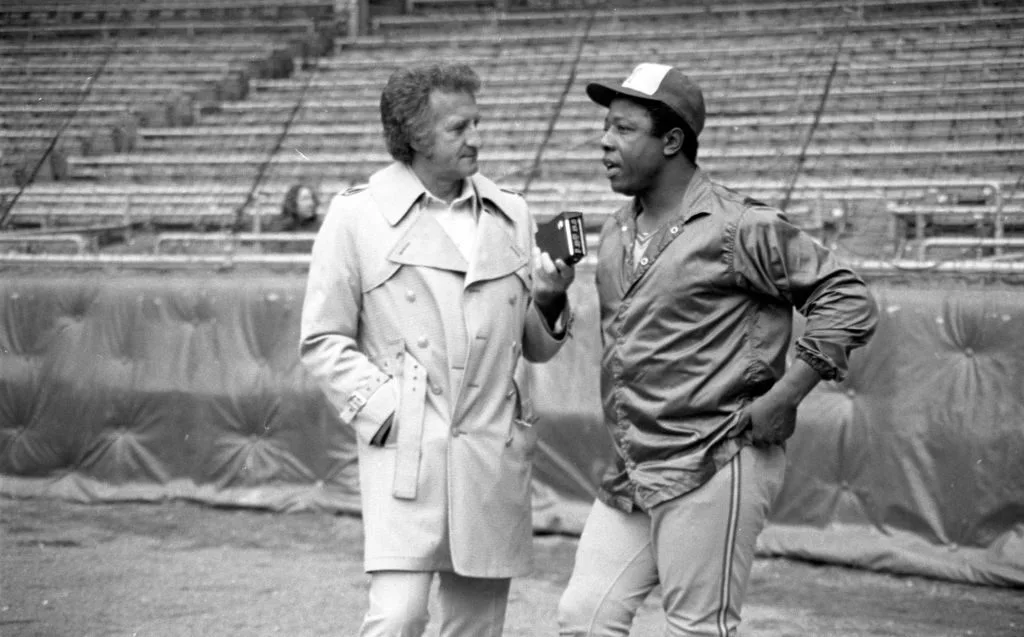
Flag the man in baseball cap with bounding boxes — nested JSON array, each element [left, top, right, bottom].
[[556, 63, 878, 636], [586, 62, 706, 138]]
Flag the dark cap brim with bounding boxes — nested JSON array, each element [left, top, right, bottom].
[[586, 81, 667, 111]]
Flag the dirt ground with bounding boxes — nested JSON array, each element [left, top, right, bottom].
[[1, 497, 1022, 637]]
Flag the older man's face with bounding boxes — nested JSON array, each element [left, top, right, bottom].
[[420, 90, 481, 182]]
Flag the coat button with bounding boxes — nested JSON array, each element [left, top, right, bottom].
[[417, 336, 429, 348], [640, 257, 649, 265], [508, 295, 517, 305], [431, 384, 443, 395], [405, 290, 416, 302], [670, 226, 679, 234]]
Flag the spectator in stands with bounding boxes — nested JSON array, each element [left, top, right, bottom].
[[556, 63, 879, 636], [299, 63, 576, 637], [276, 183, 322, 231]]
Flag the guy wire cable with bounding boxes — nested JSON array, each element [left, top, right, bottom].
[[520, 6, 599, 197], [780, 33, 845, 213], [0, 40, 117, 230], [232, 49, 321, 232]]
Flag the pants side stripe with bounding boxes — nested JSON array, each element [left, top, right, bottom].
[[716, 454, 742, 637]]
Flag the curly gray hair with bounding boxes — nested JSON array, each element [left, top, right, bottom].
[[380, 63, 481, 164]]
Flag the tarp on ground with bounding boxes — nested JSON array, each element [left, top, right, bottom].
[[1, 269, 1022, 587]]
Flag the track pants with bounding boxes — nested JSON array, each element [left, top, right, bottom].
[[557, 445, 786, 637]]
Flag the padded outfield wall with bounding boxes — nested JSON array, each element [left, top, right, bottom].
[[0, 269, 1022, 587]]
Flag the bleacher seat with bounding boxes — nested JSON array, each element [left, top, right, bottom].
[[2, 0, 1021, 263]]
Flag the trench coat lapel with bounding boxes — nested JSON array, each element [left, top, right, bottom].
[[465, 209, 527, 286], [371, 162, 469, 272], [387, 209, 469, 273]]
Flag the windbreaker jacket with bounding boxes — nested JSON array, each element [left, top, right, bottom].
[[595, 168, 878, 513], [299, 162, 567, 577]]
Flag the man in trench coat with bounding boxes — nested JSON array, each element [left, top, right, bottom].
[[299, 63, 576, 636]]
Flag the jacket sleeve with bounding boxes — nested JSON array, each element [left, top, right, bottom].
[[299, 194, 397, 426], [729, 205, 878, 381], [519, 203, 572, 364]]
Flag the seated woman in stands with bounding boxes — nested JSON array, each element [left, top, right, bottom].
[[271, 183, 322, 232]]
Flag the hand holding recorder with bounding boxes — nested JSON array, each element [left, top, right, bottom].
[[532, 211, 586, 321]]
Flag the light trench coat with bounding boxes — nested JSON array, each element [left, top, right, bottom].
[[299, 162, 567, 578]]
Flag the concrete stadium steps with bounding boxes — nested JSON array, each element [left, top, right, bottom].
[[239, 80, 1024, 120], [537, 143, 1024, 181], [0, 37, 300, 110], [371, 1, 1024, 35], [3, 101, 198, 132], [63, 140, 1024, 186], [0, 17, 320, 41], [0, 181, 347, 231], [0, 33, 315, 188], [128, 108, 1024, 161], [0, 0, 336, 23], [367, 14, 1023, 51], [371, 34, 1017, 75], [1, 86, 209, 109], [5, 0, 1021, 262], [283, 54, 1024, 94], [245, 56, 1023, 108], [1, 128, 128, 158], [322, 30, 1015, 71], [0, 33, 303, 56], [0, 152, 68, 188], [0, 0, 336, 41], [1, 51, 283, 75], [227, 87, 1016, 124]]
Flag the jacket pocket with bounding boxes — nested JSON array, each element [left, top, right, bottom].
[[506, 370, 539, 456], [354, 381, 399, 448], [360, 340, 411, 449]]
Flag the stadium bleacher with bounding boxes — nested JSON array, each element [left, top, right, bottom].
[[1, 0, 1022, 265]]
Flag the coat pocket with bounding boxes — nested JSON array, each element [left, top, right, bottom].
[[357, 339, 407, 448], [506, 362, 539, 456], [354, 381, 399, 448]]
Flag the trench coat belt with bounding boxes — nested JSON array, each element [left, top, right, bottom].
[[393, 352, 426, 500]]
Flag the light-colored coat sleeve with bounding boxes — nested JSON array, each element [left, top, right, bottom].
[[298, 192, 397, 427], [507, 193, 571, 364]]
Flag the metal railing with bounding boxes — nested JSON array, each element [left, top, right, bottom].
[[0, 234, 94, 254], [915, 237, 1024, 261], [153, 231, 317, 254]]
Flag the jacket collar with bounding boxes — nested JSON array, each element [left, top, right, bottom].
[[370, 161, 514, 226], [609, 167, 716, 290], [373, 162, 526, 280], [614, 166, 714, 228]]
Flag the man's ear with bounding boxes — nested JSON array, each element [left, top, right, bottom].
[[410, 132, 429, 155], [663, 127, 684, 157]]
